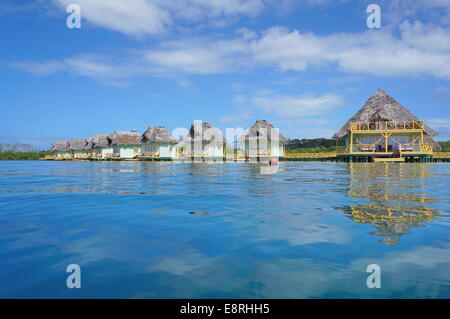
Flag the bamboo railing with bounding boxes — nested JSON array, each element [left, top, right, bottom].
[[350, 120, 424, 131]]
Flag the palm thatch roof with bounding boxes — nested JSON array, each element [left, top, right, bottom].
[[67, 138, 91, 151], [238, 120, 287, 144], [142, 126, 178, 144], [50, 141, 69, 152], [109, 130, 142, 145], [87, 134, 110, 148], [183, 122, 227, 146], [333, 89, 438, 138]]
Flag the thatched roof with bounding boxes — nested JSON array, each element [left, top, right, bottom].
[[88, 134, 110, 148], [183, 122, 227, 145], [238, 120, 287, 143], [333, 89, 438, 138], [109, 130, 142, 145], [50, 141, 69, 152], [67, 138, 91, 151], [142, 126, 178, 144]]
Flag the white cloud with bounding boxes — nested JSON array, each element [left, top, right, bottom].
[[218, 109, 253, 123], [250, 93, 344, 117], [10, 20, 450, 83], [158, 0, 265, 21], [139, 38, 248, 74], [426, 118, 450, 140], [55, 0, 169, 37], [384, 0, 450, 27], [433, 87, 450, 101], [10, 60, 66, 76], [53, 0, 266, 37]]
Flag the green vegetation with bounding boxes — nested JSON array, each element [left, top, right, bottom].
[[285, 146, 337, 153], [0, 151, 52, 160], [438, 141, 450, 152], [285, 138, 342, 153]]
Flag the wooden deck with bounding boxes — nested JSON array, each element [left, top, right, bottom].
[[373, 157, 405, 162]]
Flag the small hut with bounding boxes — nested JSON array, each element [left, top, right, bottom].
[[180, 121, 227, 160], [50, 141, 70, 158], [67, 138, 91, 159], [238, 120, 287, 160], [141, 126, 178, 159], [88, 134, 112, 158], [333, 89, 439, 162], [109, 130, 142, 158]]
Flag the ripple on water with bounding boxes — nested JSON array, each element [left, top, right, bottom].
[[0, 161, 450, 298]]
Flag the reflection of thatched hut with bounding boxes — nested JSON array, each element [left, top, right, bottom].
[[88, 134, 112, 158], [333, 89, 439, 162], [109, 130, 142, 158], [141, 126, 178, 158], [50, 141, 70, 158], [180, 121, 227, 159], [239, 120, 287, 159], [67, 138, 91, 158], [343, 205, 436, 247]]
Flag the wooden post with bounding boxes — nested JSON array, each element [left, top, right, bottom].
[[350, 133, 354, 154]]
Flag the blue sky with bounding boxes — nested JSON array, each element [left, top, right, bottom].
[[1, 0, 449, 149]]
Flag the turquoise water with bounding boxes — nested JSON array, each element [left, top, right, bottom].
[[0, 161, 449, 298]]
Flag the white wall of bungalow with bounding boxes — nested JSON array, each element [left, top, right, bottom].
[[238, 120, 287, 159], [141, 126, 179, 159], [114, 144, 142, 158], [142, 142, 176, 158]]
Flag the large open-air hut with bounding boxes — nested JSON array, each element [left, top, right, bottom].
[[109, 130, 142, 158], [238, 120, 287, 161], [333, 89, 439, 162], [180, 121, 227, 161], [141, 126, 178, 159], [67, 138, 91, 159]]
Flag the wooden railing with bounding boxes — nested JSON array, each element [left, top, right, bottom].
[[433, 152, 450, 159], [350, 120, 424, 131], [346, 143, 433, 154], [283, 152, 337, 159]]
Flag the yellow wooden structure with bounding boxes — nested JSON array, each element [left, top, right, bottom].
[[336, 120, 434, 162], [283, 152, 337, 159]]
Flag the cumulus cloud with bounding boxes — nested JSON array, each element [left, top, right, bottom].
[[53, 0, 266, 36], [10, 20, 450, 83], [55, 0, 169, 37]]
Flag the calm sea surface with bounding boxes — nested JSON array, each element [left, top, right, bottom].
[[0, 161, 449, 298]]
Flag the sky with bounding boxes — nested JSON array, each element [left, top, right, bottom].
[[1, 0, 449, 149]]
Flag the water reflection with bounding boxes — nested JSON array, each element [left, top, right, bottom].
[[342, 163, 440, 246]]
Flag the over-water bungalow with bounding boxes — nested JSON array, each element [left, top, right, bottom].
[[67, 138, 91, 159], [140, 126, 178, 159], [109, 130, 142, 159], [333, 89, 439, 162], [50, 141, 70, 159], [180, 121, 227, 161], [238, 120, 287, 161], [89, 134, 113, 158]]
